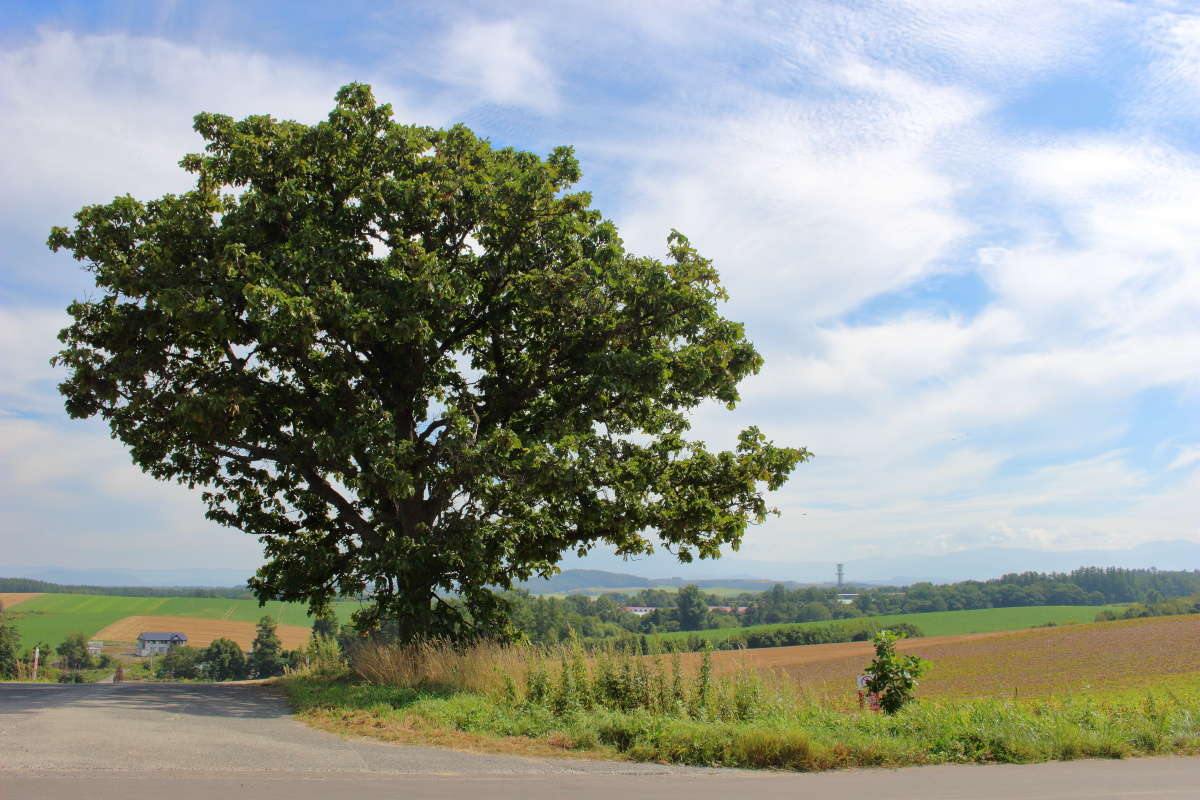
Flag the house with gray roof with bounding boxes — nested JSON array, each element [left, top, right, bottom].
[[136, 632, 187, 656]]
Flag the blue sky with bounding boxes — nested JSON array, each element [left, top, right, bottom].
[[2, 1, 1199, 573]]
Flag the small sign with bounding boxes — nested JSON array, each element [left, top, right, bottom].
[[856, 673, 881, 711]]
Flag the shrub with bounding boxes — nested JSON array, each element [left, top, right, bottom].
[[864, 630, 930, 714], [204, 638, 247, 681], [0, 605, 19, 679], [306, 634, 347, 679], [248, 616, 285, 678], [158, 645, 203, 680], [56, 632, 92, 670], [888, 622, 925, 639]]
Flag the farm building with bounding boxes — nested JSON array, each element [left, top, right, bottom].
[[708, 605, 750, 614], [622, 605, 750, 616], [136, 632, 187, 656]]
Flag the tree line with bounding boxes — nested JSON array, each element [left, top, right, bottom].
[[852, 566, 1200, 615], [483, 566, 1200, 645], [0, 577, 250, 599]]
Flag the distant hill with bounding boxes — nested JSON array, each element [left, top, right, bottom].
[[558, 540, 1200, 586], [0, 566, 253, 588], [514, 568, 819, 595], [8, 538, 1198, 595], [0, 576, 249, 598]]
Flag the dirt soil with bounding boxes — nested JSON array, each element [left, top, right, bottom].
[[688, 615, 1200, 698], [0, 592, 44, 609]]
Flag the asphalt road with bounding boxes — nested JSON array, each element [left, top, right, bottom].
[[2, 682, 1197, 799]]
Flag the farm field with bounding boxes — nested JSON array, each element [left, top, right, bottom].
[[652, 604, 1124, 645], [4, 593, 364, 650], [0, 592, 44, 609], [684, 613, 1200, 699], [93, 615, 313, 650], [285, 613, 1200, 772]]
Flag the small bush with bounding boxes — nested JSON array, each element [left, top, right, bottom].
[[864, 630, 930, 714], [204, 638, 246, 681], [158, 646, 203, 680], [308, 635, 346, 678]]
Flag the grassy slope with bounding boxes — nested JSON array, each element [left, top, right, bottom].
[[653, 605, 1123, 645], [8, 593, 365, 649]]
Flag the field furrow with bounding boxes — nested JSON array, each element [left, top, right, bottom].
[[691, 613, 1200, 699]]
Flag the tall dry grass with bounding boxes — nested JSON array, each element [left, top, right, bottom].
[[347, 637, 804, 722], [350, 638, 532, 696]]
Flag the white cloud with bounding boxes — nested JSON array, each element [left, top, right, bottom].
[[1167, 445, 1200, 471], [1138, 11, 1200, 118], [0, 307, 66, 411], [0, 29, 432, 293], [723, 129, 1200, 559], [0, 414, 261, 569], [614, 67, 982, 328], [439, 20, 558, 113], [755, 0, 1128, 97]]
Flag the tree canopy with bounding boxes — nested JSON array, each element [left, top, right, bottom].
[[0, 603, 20, 679], [248, 615, 285, 678], [56, 632, 91, 670], [674, 585, 711, 631], [49, 84, 807, 641], [204, 638, 246, 681]]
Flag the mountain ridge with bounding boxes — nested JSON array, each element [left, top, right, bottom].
[[4, 540, 1197, 591]]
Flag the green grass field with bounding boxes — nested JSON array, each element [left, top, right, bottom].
[[7, 594, 365, 649], [651, 605, 1124, 646]]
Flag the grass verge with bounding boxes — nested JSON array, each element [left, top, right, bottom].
[[280, 637, 1200, 772]]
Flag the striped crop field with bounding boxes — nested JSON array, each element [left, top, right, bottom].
[[92, 615, 313, 650], [683, 613, 1200, 701], [652, 605, 1126, 646], [4, 593, 364, 650]]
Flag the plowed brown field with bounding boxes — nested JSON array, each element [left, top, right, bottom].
[[0, 593, 43, 609], [93, 615, 312, 651], [690, 614, 1200, 698]]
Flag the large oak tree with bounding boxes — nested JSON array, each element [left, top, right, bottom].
[[49, 85, 808, 640]]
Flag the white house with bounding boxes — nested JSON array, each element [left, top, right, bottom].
[[136, 632, 187, 656]]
